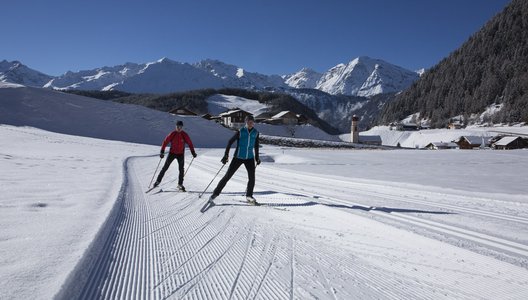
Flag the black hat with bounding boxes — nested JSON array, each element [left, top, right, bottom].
[[245, 115, 255, 122], [176, 120, 183, 127]]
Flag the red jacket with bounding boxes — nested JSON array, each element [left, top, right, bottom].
[[161, 130, 195, 155]]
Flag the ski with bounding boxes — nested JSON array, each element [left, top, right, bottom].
[[237, 200, 261, 206], [145, 186, 159, 193], [200, 199, 215, 213]]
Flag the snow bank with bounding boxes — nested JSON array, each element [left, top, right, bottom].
[[0, 86, 233, 147], [257, 123, 340, 141], [0, 125, 155, 299]]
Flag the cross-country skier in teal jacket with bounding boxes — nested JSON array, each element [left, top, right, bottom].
[[210, 115, 261, 204]]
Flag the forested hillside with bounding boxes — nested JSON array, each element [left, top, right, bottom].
[[378, 0, 528, 127]]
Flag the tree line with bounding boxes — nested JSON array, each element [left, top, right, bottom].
[[377, 0, 528, 128], [63, 88, 339, 134]]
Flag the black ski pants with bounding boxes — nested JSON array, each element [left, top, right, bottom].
[[157, 153, 185, 185], [213, 157, 255, 197]]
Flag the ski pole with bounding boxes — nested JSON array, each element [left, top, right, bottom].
[[183, 157, 194, 178], [199, 164, 225, 198], [148, 156, 163, 188]]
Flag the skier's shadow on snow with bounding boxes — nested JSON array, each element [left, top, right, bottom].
[[218, 191, 452, 215]]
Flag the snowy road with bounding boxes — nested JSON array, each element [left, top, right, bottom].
[[58, 151, 528, 300]]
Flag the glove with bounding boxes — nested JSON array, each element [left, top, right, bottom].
[[221, 155, 229, 165], [256, 158, 261, 165], [192, 151, 197, 158], [160, 151, 164, 158]]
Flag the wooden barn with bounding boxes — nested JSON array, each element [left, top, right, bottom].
[[492, 136, 528, 150], [218, 109, 252, 129], [456, 136, 492, 149], [168, 106, 197, 116]]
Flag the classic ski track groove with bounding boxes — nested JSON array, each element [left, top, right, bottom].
[[193, 159, 528, 259], [63, 156, 528, 299]]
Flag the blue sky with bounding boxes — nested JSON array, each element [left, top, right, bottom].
[[2, 0, 511, 76]]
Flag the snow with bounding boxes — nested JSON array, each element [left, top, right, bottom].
[[0, 85, 233, 147], [0, 81, 24, 88], [206, 94, 269, 115], [257, 123, 340, 141], [6, 57, 416, 97], [0, 125, 154, 299], [2, 125, 528, 298], [283, 67, 322, 89], [342, 126, 517, 148], [2, 84, 528, 299], [315, 56, 419, 97], [495, 136, 520, 146]]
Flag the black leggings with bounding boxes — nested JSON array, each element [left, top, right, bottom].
[[156, 153, 184, 185], [213, 158, 255, 197]]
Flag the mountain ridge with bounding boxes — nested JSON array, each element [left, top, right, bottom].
[[1, 56, 419, 97]]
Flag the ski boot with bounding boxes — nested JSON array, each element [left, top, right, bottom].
[[246, 196, 260, 206]]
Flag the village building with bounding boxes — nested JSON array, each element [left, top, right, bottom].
[[296, 114, 309, 125], [258, 111, 308, 125], [168, 106, 197, 116], [424, 142, 459, 150], [492, 136, 528, 150], [358, 135, 382, 145], [218, 108, 253, 129], [254, 112, 273, 123], [201, 113, 221, 122], [456, 136, 492, 149], [270, 111, 301, 125], [396, 123, 419, 131], [448, 121, 464, 129]]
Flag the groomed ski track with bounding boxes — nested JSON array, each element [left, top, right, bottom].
[[58, 151, 528, 299]]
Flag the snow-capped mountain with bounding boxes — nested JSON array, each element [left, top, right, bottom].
[[282, 68, 322, 89], [312, 56, 419, 97], [44, 62, 144, 91], [0, 60, 53, 88], [2, 57, 418, 97], [194, 59, 287, 89], [115, 58, 224, 93], [45, 58, 225, 93]]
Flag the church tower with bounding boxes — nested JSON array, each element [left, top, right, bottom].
[[351, 115, 359, 143]]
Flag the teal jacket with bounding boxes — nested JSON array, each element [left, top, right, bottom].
[[225, 126, 260, 160]]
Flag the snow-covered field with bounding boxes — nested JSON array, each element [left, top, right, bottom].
[[2, 124, 528, 299], [2, 83, 528, 299], [341, 125, 528, 148]]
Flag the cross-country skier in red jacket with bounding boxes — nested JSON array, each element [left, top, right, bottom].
[[154, 120, 197, 191]]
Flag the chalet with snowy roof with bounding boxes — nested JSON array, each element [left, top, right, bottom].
[[259, 111, 308, 125], [218, 108, 252, 129], [168, 106, 197, 116], [456, 136, 492, 149], [492, 136, 528, 150], [270, 111, 300, 125], [201, 113, 220, 121], [424, 142, 459, 150]]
